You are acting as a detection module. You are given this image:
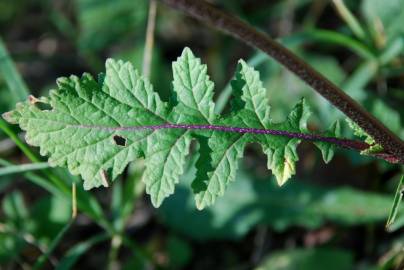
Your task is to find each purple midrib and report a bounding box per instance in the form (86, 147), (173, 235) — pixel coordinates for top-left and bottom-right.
(70, 123), (370, 150)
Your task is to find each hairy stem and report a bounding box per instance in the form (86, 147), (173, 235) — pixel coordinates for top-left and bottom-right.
(70, 123), (398, 163)
(156, 0), (404, 163)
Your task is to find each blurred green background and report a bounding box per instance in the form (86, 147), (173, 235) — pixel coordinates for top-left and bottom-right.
(0, 0), (403, 269)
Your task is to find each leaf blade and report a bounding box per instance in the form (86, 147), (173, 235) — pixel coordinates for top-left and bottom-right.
(172, 47), (215, 123)
(3, 48), (341, 208)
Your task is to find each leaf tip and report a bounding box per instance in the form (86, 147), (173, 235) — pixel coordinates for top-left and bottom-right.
(28, 95), (40, 104)
(2, 110), (19, 124)
(195, 201), (205, 211)
(237, 59), (248, 66)
(287, 98), (311, 131)
(152, 200), (162, 208)
(2, 111), (11, 121)
(56, 76), (70, 87)
(276, 174), (290, 187)
(181, 46), (193, 56)
(275, 158), (295, 186)
(105, 58), (116, 69)
(150, 193), (164, 208)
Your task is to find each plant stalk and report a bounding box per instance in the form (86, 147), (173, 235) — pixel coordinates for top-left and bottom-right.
(68, 122), (399, 163)
(143, 0), (157, 77)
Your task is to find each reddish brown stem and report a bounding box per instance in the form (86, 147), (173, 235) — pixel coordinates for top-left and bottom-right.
(70, 123), (399, 163)
(157, 0), (404, 163)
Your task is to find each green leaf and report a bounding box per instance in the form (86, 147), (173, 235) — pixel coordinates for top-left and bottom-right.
(346, 118), (372, 143)
(143, 130), (192, 206)
(233, 61), (309, 187)
(346, 118), (383, 155)
(172, 48), (215, 123)
(3, 48), (339, 209)
(386, 175), (404, 230)
(314, 120), (341, 163)
(260, 99), (310, 186)
(104, 59), (191, 207)
(193, 127), (247, 209)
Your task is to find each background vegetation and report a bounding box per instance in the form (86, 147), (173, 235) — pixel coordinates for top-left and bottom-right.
(0, 0), (403, 269)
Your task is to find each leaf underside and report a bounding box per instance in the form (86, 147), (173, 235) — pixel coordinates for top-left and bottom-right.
(3, 48), (338, 209)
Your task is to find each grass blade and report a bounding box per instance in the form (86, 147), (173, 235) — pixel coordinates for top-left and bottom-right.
(0, 118), (39, 162)
(332, 0), (366, 41)
(386, 175), (404, 231)
(0, 158), (63, 196)
(0, 162), (50, 176)
(301, 29), (374, 60)
(0, 36), (29, 102)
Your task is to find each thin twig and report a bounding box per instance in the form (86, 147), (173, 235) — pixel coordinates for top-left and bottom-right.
(143, 0), (157, 77)
(72, 183), (77, 218)
(157, 0), (404, 163)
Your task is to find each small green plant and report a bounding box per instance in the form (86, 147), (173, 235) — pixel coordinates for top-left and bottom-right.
(0, 0), (403, 269)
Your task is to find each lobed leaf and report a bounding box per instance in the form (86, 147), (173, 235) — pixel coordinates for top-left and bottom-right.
(3, 48), (340, 209)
